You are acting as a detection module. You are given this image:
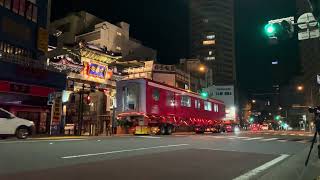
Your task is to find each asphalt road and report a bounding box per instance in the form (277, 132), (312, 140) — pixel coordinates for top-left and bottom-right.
(0, 132), (318, 180)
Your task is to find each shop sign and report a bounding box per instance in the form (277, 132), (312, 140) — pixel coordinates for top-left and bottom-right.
(153, 64), (175, 72)
(87, 62), (107, 79)
(50, 94), (62, 135)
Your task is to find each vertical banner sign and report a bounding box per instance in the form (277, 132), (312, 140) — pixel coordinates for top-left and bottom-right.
(37, 27), (48, 53)
(50, 93), (62, 135)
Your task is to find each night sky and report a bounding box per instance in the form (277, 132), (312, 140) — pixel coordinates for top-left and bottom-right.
(51, 0), (299, 91)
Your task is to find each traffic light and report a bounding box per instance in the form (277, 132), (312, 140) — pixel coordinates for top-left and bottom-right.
(264, 23), (277, 37)
(264, 20), (294, 40)
(200, 91), (208, 98)
(249, 117), (254, 123)
(275, 115), (281, 121)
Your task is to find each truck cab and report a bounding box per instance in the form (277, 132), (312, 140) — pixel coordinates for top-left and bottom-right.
(0, 108), (34, 139)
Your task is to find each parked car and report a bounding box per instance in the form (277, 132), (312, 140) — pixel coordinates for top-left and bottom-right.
(0, 108), (34, 139)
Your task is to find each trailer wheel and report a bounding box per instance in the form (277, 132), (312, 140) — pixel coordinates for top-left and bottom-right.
(166, 126), (173, 135)
(160, 126), (166, 135)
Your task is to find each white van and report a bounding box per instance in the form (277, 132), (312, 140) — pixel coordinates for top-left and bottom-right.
(0, 108), (34, 139)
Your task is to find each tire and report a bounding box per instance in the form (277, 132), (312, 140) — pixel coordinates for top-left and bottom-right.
(160, 126), (166, 135)
(166, 126), (173, 135)
(16, 127), (29, 139)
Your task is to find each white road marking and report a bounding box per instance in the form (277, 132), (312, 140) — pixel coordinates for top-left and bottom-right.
(261, 138), (279, 142)
(233, 154), (290, 180)
(236, 137), (251, 139)
(198, 148), (236, 152)
(137, 136), (161, 139)
(0, 139), (85, 144)
(228, 138), (236, 140)
(278, 139), (288, 142)
(243, 137), (263, 141)
(61, 144), (190, 159)
(299, 134), (304, 136)
(290, 134), (296, 136)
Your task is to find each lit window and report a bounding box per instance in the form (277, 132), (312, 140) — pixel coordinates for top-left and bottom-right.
(116, 46), (121, 50)
(206, 35), (215, 39)
(209, 51), (213, 55)
(204, 101), (212, 111)
(195, 99), (201, 109)
(203, 40), (215, 45)
(117, 32), (122, 36)
(205, 57), (215, 61)
(214, 104), (219, 112)
(181, 95), (191, 107)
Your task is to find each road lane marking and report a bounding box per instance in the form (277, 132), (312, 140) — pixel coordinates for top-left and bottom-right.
(228, 137), (236, 140)
(0, 139), (85, 144)
(261, 138), (279, 142)
(236, 137), (250, 139)
(278, 139), (288, 142)
(233, 154), (290, 180)
(243, 137), (263, 141)
(137, 136), (161, 139)
(61, 144), (190, 159)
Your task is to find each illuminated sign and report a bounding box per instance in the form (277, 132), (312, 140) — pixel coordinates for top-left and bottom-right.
(203, 40), (215, 45)
(87, 63), (107, 79)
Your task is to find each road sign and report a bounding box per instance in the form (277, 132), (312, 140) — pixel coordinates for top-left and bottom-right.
(297, 13), (319, 40)
(298, 29), (320, 40)
(297, 13), (318, 29)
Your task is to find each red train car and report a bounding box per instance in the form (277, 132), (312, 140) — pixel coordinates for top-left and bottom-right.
(116, 78), (225, 135)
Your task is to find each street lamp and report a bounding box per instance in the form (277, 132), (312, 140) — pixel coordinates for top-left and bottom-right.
(252, 99), (256, 103)
(297, 85), (304, 91)
(199, 65), (206, 72)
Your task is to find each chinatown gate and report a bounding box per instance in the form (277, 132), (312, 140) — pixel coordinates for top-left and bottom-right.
(49, 43), (121, 135)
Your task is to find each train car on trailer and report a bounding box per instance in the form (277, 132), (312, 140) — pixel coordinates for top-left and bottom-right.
(116, 78), (225, 135)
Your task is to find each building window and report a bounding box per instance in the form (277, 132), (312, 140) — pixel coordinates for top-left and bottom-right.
(203, 40), (215, 45)
(4, 0), (11, 9)
(204, 101), (212, 111)
(205, 57), (215, 61)
(116, 46), (121, 51)
(181, 95), (191, 107)
(152, 88), (160, 101)
(214, 104), (219, 112)
(117, 32), (122, 36)
(207, 35), (215, 39)
(195, 99), (201, 109)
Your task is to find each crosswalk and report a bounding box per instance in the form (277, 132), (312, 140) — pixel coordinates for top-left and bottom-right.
(187, 135), (312, 144)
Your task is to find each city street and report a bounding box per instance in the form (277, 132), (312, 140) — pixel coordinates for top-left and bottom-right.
(0, 132), (319, 180)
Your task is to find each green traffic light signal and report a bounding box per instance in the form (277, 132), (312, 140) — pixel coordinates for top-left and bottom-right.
(249, 117), (254, 123)
(275, 115), (281, 121)
(264, 23), (276, 36)
(200, 91), (208, 98)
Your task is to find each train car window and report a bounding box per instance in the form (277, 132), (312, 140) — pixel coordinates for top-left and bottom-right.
(152, 88), (160, 101)
(181, 95), (191, 107)
(195, 99), (201, 109)
(214, 104), (219, 112)
(204, 101), (212, 111)
(166, 91), (175, 106)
